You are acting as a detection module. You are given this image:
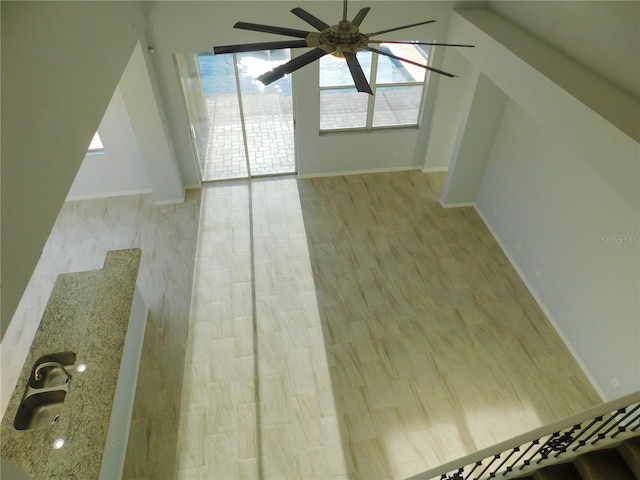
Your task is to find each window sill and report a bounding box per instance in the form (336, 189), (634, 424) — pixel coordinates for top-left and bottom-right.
(86, 149), (106, 156)
(319, 124), (420, 135)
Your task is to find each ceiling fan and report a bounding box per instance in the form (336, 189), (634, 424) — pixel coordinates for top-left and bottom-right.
(212, 0), (474, 95)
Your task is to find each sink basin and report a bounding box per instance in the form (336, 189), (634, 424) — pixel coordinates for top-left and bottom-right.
(29, 352), (76, 389)
(12, 351), (76, 430)
(13, 390), (67, 430)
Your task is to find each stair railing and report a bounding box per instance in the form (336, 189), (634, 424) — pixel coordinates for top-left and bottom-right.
(407, 391), (640, 480)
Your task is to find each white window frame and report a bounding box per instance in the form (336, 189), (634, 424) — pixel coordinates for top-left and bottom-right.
(319, 43), (433, 133)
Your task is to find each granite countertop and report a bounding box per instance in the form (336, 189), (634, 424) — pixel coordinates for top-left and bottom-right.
(1, 249), (142, 479)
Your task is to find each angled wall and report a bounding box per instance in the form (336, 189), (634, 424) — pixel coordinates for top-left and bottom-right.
(118, 42), (185, 205)
(1, 1), (145, 337)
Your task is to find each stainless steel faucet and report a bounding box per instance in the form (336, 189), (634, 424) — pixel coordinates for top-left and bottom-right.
(34, 362), (72, 382)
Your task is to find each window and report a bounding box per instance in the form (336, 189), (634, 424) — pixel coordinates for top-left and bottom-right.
(87, 132), (104, 154)
(320, 43), (431, 131)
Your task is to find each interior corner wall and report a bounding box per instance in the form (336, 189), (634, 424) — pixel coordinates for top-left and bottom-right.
(422, 49), (475, 170)
(1, 1), (144, 338)
(476, 99), (640, 400)
(440, 9), (640, 399)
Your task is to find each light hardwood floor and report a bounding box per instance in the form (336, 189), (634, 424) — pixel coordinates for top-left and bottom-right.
(176, 171), (601, 480)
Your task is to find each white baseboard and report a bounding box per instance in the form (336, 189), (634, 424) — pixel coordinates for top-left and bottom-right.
(297, 165), (421, 179)
(473, 204), (608, 402)
(439, 199), (474, 208)
(66, 188), (153, 202)
(154, 195), (185, 206)
(421, 166), (449, 173)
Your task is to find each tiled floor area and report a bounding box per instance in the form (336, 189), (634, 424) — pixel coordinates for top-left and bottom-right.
(176, 171), (601, 479)
(1, 171), (602, 480)
(0, 192), (201, 479)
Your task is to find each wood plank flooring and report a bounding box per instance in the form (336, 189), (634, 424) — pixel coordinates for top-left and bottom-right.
(176, 171), (601, 480)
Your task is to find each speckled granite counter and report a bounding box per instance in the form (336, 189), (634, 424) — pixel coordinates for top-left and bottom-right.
(1, 249), (142, 479)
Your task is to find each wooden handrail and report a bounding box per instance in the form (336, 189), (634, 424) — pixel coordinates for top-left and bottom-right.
(407, 391), (640, 480)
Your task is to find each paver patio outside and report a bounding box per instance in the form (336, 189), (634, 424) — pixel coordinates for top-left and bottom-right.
(203, 91), (295, 180)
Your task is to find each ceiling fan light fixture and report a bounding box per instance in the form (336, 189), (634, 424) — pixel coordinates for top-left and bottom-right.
(212, 0), (474, 94)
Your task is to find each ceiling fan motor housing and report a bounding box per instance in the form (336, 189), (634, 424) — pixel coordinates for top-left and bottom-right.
(314, 21), (368, 55)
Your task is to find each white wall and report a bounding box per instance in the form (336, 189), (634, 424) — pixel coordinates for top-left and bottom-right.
(437, 8), (640, 399)
(1, 1), (145, 336)
(67, 86), (151, 201)
(476, 99), (639, 399)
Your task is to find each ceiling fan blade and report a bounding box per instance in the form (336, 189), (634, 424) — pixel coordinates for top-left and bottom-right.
(234, 21), (311, 39)
(369, 40), (474, 48)
(291, 7), (330, 31)
(257, 48), (329, 85)
(214, 40), (310, 55)
(367, 46), (457, 78)
(343, 51), (373, 95)
(366, 20), (436, 38)
(351, 7), (371, 27)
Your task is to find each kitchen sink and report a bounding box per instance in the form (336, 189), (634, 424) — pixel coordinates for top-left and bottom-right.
(13, 390), (67, 430)
(13, 351), (76, 430)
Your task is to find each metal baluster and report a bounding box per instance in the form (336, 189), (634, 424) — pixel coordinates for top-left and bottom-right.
(570, 416), (608, 451)
(554, 422), (592, 457)
(442, 469), (464, 480)
(596, 404), (640, 442)
(575, 411), (620, 449)
(611, 404), (640, 438)
(515, 440), (540, 471)
(474, 454), (500, 479)
(536, 430), (576, 463)
(463, 461), (482, 479)
(492, 447), (519, 476)
(532, 433), (561, 464)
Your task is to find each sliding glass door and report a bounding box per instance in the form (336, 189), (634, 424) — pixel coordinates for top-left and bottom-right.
(177, 50), (296, 181)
